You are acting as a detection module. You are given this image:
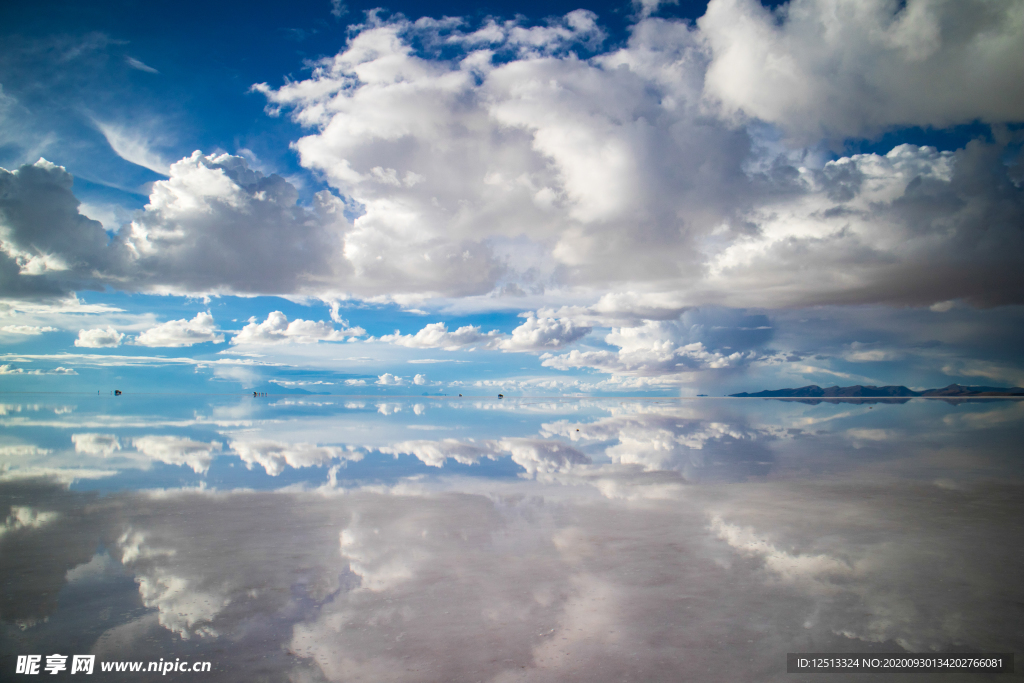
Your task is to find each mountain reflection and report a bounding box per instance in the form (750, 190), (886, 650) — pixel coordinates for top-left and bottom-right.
(1, 396), (1022, 681)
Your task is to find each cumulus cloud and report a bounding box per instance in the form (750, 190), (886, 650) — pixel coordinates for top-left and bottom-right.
(135, 311), (224, 347)
(378, 322), (500, 350)
(115, 152), (353, 295)
(378, 316), (590, 356)
(701, 141), (1024, 308)
(538, 292), (692, 326)
(541, 308), (772, 379)
(0, 7), (1021, 395)
(0, 159), (113, 298)
(0, 154), (352, 299)
(74, 326), (123, 348)
(700, 0), (1024, 141)
(252, 10), (1024, 312)
(252, 13), (723, 300)
(2, 7), (1021, 316)
(413, 373), (427, 385)
(232, 310), (364, 345)
(374, 373), (403, 386)
(498, 315), (591, 352)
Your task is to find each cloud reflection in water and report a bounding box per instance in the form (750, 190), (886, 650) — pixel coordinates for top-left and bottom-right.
(1, 396), (1022, 681)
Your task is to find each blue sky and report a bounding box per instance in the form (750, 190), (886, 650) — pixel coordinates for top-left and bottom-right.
(0, 0), (1022, 396)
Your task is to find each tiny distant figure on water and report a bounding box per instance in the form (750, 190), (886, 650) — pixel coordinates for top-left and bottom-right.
(114, 390), (121, 396)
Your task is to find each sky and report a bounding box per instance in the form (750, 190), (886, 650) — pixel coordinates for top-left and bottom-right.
(0, 0), (1022, 396)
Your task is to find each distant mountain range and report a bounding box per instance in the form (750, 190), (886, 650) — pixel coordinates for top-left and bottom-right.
(730, 384), (1024, 398)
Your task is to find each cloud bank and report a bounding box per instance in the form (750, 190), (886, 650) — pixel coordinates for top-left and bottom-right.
(0, 1), (1019, 312)
(1, 0), (1022, 389)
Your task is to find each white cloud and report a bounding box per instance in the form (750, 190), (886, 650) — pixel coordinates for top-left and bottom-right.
(843, 342), (901, 363)
(699, 142), (1024, 308)
(114, 152), (353, 296)
(125, 56), (159, 74)
(378, 322), (500, 350)
(542, 317), (759, 380)
(252, 13), (716, 300)
(232, 311), (363, 345)
(0, 363), (76, 375)
(0, 444), (52, 457)
(413, 373), (427, 385)
(250, 11), (1024, 313)
(269, 379), (335, 387)
(1, 352), (281, 369)
(0, 160), (112, 298)
(72, 433), (121, 456)
(941, 359), (1024, 386)
(0, 325), (58, 335)
(700, 0), (1024, 141)
(498, 315), (591, 352)
(538, 292), (692, 326)
(74, 326), (124, 348)
(93, 120), (170, 175)
(633, 0), (677, 19)
(135, 311), (224, 347)
(0, 5), (1020, 325)
(375, 373), (403, 386)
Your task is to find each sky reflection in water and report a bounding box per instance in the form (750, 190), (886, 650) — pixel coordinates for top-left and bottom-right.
(2, 395), (1023, 681)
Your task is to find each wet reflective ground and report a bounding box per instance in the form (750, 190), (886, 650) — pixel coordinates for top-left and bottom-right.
(2, 395), (1023, 681)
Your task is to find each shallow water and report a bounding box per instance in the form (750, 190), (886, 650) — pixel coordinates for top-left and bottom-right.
(2, 395), (1022, 681)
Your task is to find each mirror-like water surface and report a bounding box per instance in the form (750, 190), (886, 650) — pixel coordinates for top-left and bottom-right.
(2, 395), (1022, 681)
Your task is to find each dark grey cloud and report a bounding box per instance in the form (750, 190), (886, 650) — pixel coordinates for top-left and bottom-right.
(0, 160), (114, 297)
